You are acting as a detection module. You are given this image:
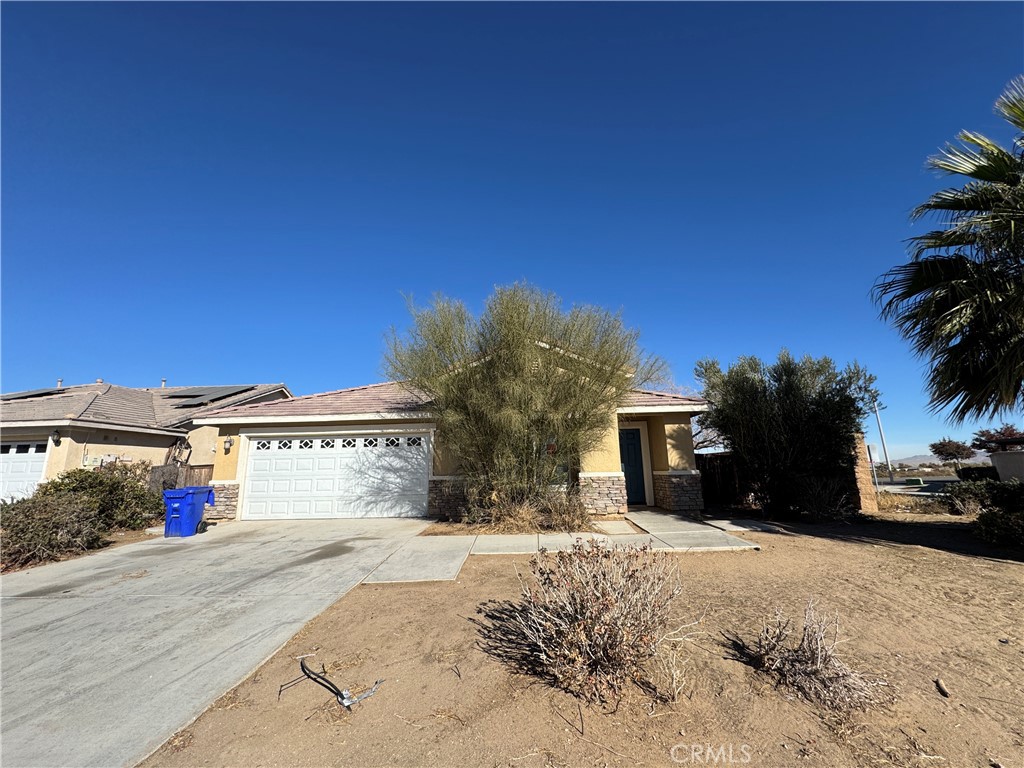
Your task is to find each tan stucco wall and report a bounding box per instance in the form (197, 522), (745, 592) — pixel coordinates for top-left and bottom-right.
(44, 428), (177, 478)
(580, 410), (623, 473)
(644, 414), (695, 472)
(211, 426), (242, 482)
(186, 425), (220, 465)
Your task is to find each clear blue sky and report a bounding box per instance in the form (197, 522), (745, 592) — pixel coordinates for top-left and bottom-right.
(2, 2), (1022, 458)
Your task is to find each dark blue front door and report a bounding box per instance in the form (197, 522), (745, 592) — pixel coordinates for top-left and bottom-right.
(619, 428), (646, 505)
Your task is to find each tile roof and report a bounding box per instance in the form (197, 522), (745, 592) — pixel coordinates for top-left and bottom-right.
(199, 382), (705, 421)
(144, 384), (289, 427)
(200, 382), (430, 420)
(620, 389), (707, 409)
(1, 383), (289, 431)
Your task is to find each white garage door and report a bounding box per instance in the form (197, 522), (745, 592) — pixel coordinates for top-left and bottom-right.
(1, 441), (50, 500)
(242, 433), (431, 519)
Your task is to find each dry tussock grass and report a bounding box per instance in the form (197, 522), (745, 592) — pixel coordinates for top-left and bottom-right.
(875, 492), (947, 515)
(724, 601), (890, 712)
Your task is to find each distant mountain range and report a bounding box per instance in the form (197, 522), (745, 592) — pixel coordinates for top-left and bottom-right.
(890, 454), (991, 467)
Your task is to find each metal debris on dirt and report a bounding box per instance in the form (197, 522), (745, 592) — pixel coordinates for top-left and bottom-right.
(298, 658), (385, 710)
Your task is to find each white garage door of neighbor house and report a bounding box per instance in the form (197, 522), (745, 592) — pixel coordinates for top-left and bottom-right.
(242, 433), (431, 519)
(1, 441), (49, 500)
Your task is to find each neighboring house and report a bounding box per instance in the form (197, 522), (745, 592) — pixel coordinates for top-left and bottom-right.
(0, 381), (291, 499)
(194, 382), (708, 521)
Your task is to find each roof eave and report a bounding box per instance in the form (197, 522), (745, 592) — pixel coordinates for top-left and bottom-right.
(617, 404), (709, 414)
(193, 411), (435, 426)
(1, 418), (186, 437)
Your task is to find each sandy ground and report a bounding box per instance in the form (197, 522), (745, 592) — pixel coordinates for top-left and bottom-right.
(142, 512), (1023, 768)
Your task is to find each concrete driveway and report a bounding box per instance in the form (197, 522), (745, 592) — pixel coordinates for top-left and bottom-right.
(0, 518), (427, 768)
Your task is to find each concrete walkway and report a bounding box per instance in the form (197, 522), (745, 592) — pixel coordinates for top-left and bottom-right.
(371, 513), (759, 573)
(0, 519), (427, 768)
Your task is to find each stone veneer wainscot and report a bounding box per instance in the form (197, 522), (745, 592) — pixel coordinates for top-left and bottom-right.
(207, 482), (239, 520)
(579, 473), (627, 516)
(652, 472), (704, 517)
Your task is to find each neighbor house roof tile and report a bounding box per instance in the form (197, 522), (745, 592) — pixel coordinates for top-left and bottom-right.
(1, 382), (290, 432)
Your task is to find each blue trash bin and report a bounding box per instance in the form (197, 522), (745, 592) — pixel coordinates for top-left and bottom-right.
(163, 486), (215, 538)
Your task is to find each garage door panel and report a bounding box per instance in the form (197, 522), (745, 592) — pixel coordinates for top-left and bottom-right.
(1, 442), (49, 500)
(242, 433), (430, 520)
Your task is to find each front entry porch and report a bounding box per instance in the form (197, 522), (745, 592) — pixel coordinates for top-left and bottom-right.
(578, 405), (707, 517)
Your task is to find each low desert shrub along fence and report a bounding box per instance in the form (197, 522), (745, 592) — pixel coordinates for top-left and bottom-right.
(0, 462), (164, 571)
(724, 601), (889, 712)
(938, 479), (1024, 547)
(475, 540), (687, 703)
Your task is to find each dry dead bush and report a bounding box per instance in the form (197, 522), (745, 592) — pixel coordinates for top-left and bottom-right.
(464, 487), (591, 533)
(541, 488), (591, 532)
(483, 497), (544, 533)
(876, 492), (948, 515)
(724, 601), (887, 711)
(475, 540), (682, 702)
(645, 616), (705, 704)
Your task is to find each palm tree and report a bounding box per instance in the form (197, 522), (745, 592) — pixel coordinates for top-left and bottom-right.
(875, 76), (1024, 423)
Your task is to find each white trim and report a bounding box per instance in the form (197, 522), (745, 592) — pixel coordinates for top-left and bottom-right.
(209, 479), (240, 486)
(579, 471), (625, 478)
(238, 424), (436, 437)
(619, 421), (655, 506)
(616, 404), (708, 414)
(652, 469), (701, 476)
(193, 411), (434, 426)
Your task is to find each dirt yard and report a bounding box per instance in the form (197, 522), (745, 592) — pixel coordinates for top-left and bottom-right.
(142, 513), (1023, 768)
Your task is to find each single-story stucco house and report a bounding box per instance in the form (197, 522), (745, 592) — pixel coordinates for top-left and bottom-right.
(0, 381), (291, 499)
(194, 382), (709, 520)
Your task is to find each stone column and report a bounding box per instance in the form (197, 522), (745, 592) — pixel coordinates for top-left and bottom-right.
(428, 477), (468, 521)
(207, 482), (239, 520)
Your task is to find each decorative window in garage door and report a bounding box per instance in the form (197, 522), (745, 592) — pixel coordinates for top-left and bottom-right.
(278, 440), (292, 450)
(363, 437), (379, 448)
(321, 439), (335, 449)
(340, 438), (357, 448)
(384, 436), (400, 447)
(407, 436), (423, 447)
(255, 440), (271, 451)
(299, 439), (314, 450)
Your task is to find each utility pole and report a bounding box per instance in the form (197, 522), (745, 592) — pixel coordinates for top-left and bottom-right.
(867, 443), (880, 493)
(873, 399), (895, 483)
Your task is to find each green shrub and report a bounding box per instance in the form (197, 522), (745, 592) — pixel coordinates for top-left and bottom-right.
(943, 480), (994, 516)
(36, 462), (163, 530)
(1, 492), (105, 571)
(974, 481), (1024, 548)
(796, 476), (854, 522)
(955, 465), (999, 481)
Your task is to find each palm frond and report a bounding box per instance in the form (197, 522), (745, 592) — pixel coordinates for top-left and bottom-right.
(995, 75), (1024, 133)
